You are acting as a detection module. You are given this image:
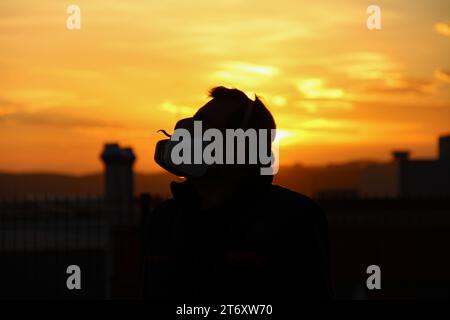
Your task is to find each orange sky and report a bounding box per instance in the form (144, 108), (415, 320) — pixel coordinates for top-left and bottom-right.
(0, 0), (449, 174)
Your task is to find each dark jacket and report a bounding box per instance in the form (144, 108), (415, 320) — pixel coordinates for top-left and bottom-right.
(144, 179), (332, 299)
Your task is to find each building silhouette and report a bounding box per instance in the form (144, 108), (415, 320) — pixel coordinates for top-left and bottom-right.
(101, 143), (136, 204)
(0, 143), (143, 299)
(361, 134), (450, 197)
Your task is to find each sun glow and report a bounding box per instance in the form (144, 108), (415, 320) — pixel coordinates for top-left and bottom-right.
(0, 0), (448, 173)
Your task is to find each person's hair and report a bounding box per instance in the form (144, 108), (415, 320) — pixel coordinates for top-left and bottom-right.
(208, 86), (276, 131)
(206, 86), (276, 178)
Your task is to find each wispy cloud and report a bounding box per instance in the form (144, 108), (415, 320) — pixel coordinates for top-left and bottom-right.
(313, 52), (398, 80)
(211, 61), (280, 88)
(0, 98), (25, 116)
(0, 94), (119, 128)
(31, 67), (102, 80)
(296, 78), (344, 100)
(365, 76), (435, 95)
(159, 101), (197, 117)
(2, 89), (78, 111)
(0, 108), (123, 128)
(434, 69), (450, 83)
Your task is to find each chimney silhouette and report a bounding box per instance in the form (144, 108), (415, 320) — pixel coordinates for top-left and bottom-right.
(100, 143), (136, 203)
(392, 150), (410, 162)
(439, 135), (450, 161)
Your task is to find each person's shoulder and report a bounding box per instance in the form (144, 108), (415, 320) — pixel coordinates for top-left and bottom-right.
(153, 197), (177, 211)
(152, 198), (178, 218)
(145, 198), (180, 229)
(268, 184), (325, 223)
(270, 184), (321, 209)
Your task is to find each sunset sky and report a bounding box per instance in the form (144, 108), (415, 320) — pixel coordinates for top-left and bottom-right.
(0, 0), (449, 174)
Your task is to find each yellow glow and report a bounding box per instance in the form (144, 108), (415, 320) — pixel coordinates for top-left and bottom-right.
(160, 101), (197, 117)
(0, 0), (448, 173)
(275, 129), (298, 146)
(297, 79), (344, 99)
(434, 22), (450, 37)
(222, 62), (279, 76)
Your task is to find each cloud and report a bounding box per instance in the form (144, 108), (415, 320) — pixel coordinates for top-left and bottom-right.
(0, 110), (123, 128)
(314, 52), (398, 80)
(294, 100), (353, 113)
(159, 101), (196, 117)
(434, 69), (450, 83)
(2, 89), (79, 111)
(300, 118), (358, 134)
(211, 61), (279, 87)
(364, 76), (435, 95)
(0, 98), (25, 116)
(31, 67), (102, 80)
(0, 97), (122, 129)
(220, 62), (279, 76)
(434, 22), (450, 37)
(297, 78), (344, 100)
(262, 94), (287, 108)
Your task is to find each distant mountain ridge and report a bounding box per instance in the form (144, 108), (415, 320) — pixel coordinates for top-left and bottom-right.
(0, 171), (174, 200)
(0, 161), (382, 199)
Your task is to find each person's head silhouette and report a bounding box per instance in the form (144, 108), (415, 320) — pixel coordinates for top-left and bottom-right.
(155, 86), (276, 184)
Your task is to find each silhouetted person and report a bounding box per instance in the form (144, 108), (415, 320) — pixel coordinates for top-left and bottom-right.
(145, 87), (332, 299)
